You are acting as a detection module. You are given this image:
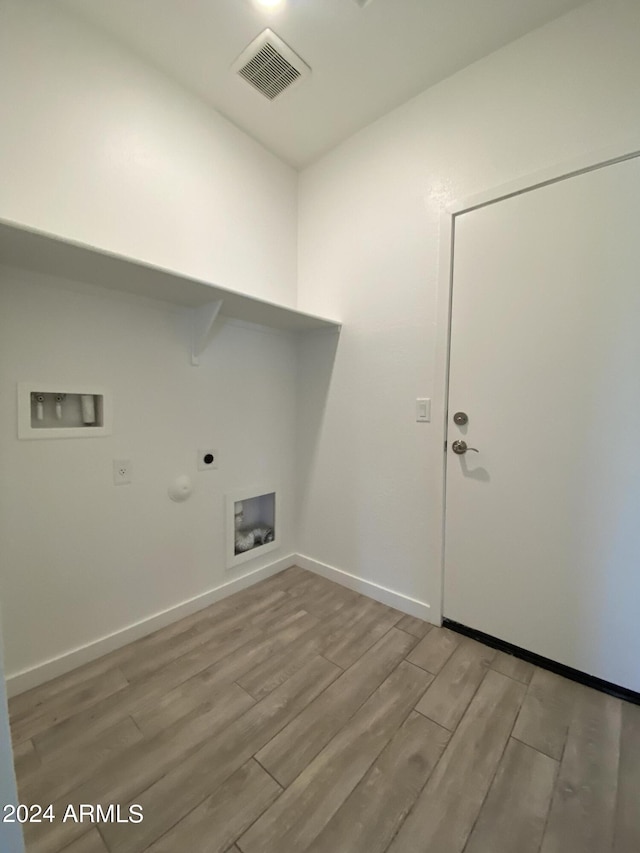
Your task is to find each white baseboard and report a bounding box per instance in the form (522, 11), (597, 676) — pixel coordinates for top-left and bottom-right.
(7, 554), (296, 697)
(295, 554), (432, 622)
(7, 552), (431, 697)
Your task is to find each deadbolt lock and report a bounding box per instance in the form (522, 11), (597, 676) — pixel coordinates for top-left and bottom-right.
(453, 411), (468, 426)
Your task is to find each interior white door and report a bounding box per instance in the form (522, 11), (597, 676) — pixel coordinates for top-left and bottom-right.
(444, 154), (640, 693)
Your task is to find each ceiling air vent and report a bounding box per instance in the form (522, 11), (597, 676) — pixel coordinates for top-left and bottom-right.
(232, 29), (310, 101)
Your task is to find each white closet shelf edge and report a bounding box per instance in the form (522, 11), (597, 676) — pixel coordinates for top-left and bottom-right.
(0, 218), (342, 335)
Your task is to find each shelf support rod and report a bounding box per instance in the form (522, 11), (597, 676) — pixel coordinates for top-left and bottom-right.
(191, 299), (223, 366)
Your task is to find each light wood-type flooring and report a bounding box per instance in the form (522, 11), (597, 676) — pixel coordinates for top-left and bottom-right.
(9, 566), (640, 853)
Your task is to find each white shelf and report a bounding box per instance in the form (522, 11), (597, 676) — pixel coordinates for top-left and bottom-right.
(0, 219), (342, 341)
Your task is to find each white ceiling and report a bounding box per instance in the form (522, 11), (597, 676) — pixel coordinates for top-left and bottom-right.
(58, 0), (589, 168)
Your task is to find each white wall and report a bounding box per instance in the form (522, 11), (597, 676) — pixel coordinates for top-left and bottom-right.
(0, 0), (301, 690)
(0, 268), (298, 687)
(0, 0), (298, 306)
(296, 0), (640, 620)
(4, 0), (640, 694)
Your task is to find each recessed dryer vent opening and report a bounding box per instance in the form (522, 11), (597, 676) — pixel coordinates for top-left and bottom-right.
(227, 487), (278, 569)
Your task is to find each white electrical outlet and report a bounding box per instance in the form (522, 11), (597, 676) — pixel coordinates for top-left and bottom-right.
(113, 459), (132, 485)
(197, 448), (218, 471)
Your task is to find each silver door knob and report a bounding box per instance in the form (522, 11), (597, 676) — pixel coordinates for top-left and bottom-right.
(452, 440), (479, 455)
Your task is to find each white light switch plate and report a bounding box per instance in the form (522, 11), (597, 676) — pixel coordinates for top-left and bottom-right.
(416, 398), (431, 422)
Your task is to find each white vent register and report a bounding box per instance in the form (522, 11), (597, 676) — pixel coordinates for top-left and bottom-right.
(232, 29), (310, 100)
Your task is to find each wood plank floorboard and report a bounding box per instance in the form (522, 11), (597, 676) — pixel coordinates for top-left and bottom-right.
(305, 710), (449, 853)
(236, 604), (361, 701)
(386, 669), (526, 853)
(255, 627), (420, 787)
(8, 567), (638, 853)
(24, 684), (257, 850)
(512, 666), (578, 760)
(464, 738), (558, 853)
(613, 701), (640, 853)
(491, 650), (536, 684)
(101, 657), (340, 853)
(33, 607), (314, 761)
(22, 716), (144, 802)
(396, 614), (432, 639)
(9, 653), (131, 726)
(130, 673), (228, 738)
(321, 600), (403, 669)
(539, 685), (621, 853)
(31, 621), (262, 761)
(414, 637), (495, 731)
(288, 585), (359, 622)
(11, 667), (130, 744)
(405, 624), (461, 674)
(12, 738), (40, 778)
(9, 575), (279, 724)
(145, 759), (281, 853)
(60, 831), (110, 853)
(119, 590), (290, 682)
(238, 661), (431, 853)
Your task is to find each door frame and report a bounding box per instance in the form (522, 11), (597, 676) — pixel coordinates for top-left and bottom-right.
(431, 137), (640, 626)
(0, 614), (25, 852)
